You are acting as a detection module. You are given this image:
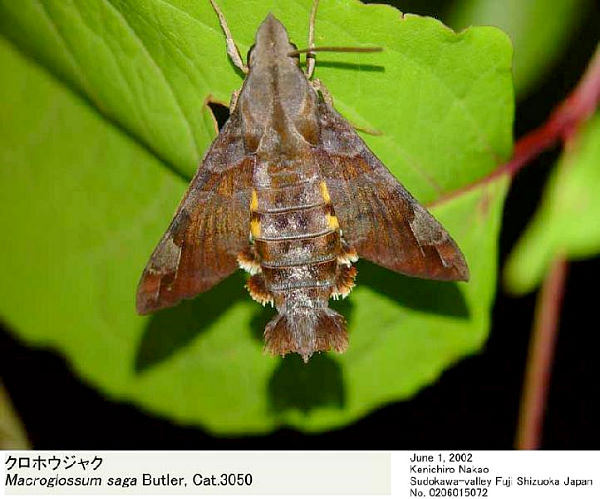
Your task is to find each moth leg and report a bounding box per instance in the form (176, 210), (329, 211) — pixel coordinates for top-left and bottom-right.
(246, 274), (274, 307)
(209, 0), (248, 74)
(229, 89), (240, 113)
(311, 78), (334, 106)
(351, 125), (383, 136)
(305, 0), (320, 79)
(313, 80), (382, 136)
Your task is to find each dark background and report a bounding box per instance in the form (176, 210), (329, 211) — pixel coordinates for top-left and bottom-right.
(2, 0), (600, 449)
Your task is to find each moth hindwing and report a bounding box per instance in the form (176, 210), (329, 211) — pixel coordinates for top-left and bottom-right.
(136, 7), (468, 362)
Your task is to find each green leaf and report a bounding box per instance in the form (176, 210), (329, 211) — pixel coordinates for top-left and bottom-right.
(0, 0), (513, 433)
(448, 0), (591, 97)
(505, 113), (600, 294)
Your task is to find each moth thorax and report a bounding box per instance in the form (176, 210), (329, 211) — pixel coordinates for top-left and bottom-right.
(289, 91), (320, 145)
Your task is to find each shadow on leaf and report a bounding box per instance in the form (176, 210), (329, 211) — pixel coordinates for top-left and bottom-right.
(357, 260), (470, 318)
(134, 274), (246, 373)
(249, 304), (274, 343)
(309, 61), (385, 72)
(135, 258), (466, 375)
(268, 354), (345, 414)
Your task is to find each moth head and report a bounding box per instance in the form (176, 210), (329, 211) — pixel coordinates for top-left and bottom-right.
(247, 42), (299, 68)
(251, 13), (298, 67)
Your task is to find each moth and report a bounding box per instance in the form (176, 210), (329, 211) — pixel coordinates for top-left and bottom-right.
(137, 0), (469, 362)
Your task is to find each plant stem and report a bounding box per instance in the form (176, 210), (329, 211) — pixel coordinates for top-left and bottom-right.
(430, 46), (600, 449)
(515, 257), (568, 449)
(509, 44), (600, 172)
(512, 46), (600, 450)
(0, 381), (30, 449)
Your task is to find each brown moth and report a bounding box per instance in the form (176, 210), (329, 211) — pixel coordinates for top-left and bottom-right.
(136, 1), (469, 362)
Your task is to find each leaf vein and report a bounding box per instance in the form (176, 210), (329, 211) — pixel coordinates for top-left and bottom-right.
(102, 0), (199, 158)
(316, 10), (505, 170)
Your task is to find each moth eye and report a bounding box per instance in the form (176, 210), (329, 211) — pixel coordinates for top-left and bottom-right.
(246, 44), (256, 64)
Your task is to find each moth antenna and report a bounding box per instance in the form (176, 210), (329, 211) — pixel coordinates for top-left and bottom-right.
(208, 0), (248, 74)
(306, 0), (320, 79)
(290, 46), (383, 56)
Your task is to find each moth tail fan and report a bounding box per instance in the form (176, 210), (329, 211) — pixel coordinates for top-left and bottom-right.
(264, 308), (348, 363)
(314, 309), (349, 356)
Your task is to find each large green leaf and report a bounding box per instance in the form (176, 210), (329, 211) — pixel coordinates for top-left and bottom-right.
(505, 113), (600, 294)
(448, 0), (591, 97)
(0, 0), (513, 433)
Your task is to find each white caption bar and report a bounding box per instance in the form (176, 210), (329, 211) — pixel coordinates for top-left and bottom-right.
(2, 451), (389, 495)
(2, 450), (599, 497)
(392, 451), (599, 498)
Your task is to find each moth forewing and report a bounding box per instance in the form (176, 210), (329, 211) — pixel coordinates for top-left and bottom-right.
(316, 102), (469, 282)
(136, 114), (254, 315)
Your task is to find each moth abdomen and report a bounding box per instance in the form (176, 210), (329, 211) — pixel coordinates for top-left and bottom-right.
(242, 179), (357, 360)
(251, 182), (343, 277)
(262, 259), (338, 292)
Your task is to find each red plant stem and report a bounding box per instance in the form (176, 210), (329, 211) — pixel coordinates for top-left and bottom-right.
(431, 45), (600, 208)
(510, 45), (600, 170)
(431, 48), (600, 448)
(512, 47), (600, 450)
(515, 257), (569, 449)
